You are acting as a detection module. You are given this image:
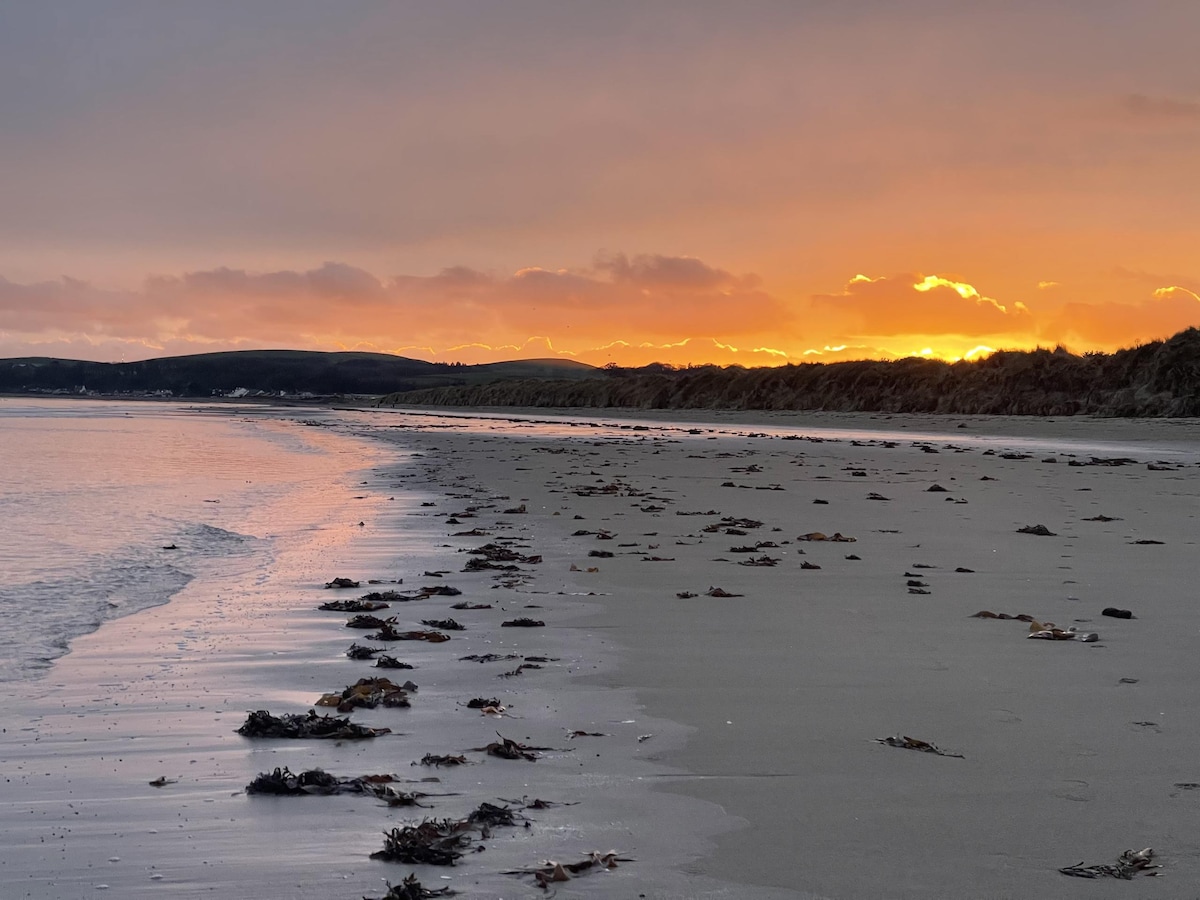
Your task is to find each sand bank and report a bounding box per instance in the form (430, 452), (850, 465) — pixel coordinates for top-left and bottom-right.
(3, 408), (1199, 898)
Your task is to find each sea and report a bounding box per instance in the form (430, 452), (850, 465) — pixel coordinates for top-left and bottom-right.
(0, 397), (396, 682)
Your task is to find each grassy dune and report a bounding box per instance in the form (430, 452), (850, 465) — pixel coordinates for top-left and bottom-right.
(381, 327), (1200, 417)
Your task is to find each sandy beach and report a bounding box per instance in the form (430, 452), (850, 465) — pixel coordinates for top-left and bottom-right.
(3, 406), (1200, 899)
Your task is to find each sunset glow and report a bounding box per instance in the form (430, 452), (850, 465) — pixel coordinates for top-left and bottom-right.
(0, 3), (1197, 367)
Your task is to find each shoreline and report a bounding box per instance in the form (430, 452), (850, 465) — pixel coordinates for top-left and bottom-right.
(0, 404), (793, 900)
(4, 404), (1200, 898)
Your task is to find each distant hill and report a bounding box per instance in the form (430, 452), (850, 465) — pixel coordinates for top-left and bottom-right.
(0, 350), (597, 398)
(380, 328), (1200, 418)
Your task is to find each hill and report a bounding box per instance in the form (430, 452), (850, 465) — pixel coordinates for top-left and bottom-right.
(379, 328), (1200, 418)
(0, 350), (597, 398)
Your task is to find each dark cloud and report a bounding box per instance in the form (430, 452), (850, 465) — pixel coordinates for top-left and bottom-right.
(595, 252), (750, 290)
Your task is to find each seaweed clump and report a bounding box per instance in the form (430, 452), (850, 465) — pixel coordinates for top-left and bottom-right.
(236, 709), (390, 740)
(371, 819), (475, 866)
(364, 874), (456, 899)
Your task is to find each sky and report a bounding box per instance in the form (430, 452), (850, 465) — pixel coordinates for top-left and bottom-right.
(1, 0), (1199, 367)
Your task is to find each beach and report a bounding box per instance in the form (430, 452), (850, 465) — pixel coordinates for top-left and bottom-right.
(3, 404), (1199, 899)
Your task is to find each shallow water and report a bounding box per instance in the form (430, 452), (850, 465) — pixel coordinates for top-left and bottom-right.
(0, 398), (389, 680)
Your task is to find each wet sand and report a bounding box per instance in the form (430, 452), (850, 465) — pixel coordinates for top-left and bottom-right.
(3, 408), (1199, 898)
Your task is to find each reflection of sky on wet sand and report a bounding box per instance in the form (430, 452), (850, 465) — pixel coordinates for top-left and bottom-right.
(310, 406), (1200, 465)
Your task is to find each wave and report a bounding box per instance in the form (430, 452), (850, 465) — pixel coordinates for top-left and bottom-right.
(0, 519), (270, 681)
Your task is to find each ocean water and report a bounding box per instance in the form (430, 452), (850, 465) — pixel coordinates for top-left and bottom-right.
(0, 398), (388, 681)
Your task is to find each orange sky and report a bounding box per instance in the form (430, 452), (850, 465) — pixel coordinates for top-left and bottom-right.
(1, 3), (1198, 367)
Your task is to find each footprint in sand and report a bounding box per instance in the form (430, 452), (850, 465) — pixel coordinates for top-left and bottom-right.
(990, 708), (1022, 725)
(1054, 779), (1093, 802)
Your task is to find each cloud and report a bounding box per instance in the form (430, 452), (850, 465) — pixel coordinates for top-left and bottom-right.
(1043, 285), (1200, 346)
(0, 253), (792, 360)
(1122, 93), (1200, 121)
(810, 273), (1031, 337)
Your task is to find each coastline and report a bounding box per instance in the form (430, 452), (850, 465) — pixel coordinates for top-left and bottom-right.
(4, 403), (1200, 898)
(0, 404), (794, 900)
(364, 406), (1200, 897)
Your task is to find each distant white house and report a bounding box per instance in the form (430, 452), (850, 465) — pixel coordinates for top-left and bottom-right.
(228, 387), (250, 398)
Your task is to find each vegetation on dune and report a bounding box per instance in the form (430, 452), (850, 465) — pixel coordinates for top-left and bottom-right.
(379, 328), (1200, 418)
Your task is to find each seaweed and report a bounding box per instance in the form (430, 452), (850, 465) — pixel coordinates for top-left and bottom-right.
(505, 851), (633, 890)
(472, 732), (563, 761)
(874, 735), (963, 758)
(459, 653), (519, 663)
(245, 766), (424, 800)
(321, 598), (390, 612)
(705, 587), (744, 597)
(1059, 848), (1159, 879)
(466, 801), (519, 827)
(501, 618), (545, 628)
(376, 655), (415, 669)
(416, 754), (470, 767)
(316, 677), (411, 712)
(236, 709), (390, 740)
(372, 626), (451, 642)
(465, 697), (502, 709)
(421, 618), (464, 631)
(346, 643), (383, 659)
(371, 819), (474, 866)
(1017, 524), (1056, 536)
(364, 874), (457, 899)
